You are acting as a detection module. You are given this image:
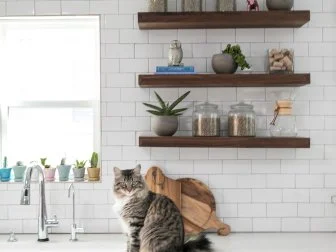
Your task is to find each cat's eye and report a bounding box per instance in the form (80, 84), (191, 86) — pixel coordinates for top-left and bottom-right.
(132, 181), (139, 186)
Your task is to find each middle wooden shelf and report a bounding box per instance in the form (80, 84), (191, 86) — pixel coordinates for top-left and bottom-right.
(138, 73), (310, 88)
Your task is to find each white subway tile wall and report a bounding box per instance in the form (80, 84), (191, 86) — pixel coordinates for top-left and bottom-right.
(0, 0), (335, 233)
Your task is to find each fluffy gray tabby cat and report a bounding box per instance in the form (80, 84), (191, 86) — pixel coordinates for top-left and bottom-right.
(113, 165), (213, 252)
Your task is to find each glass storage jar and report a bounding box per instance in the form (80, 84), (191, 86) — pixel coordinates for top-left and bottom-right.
(148, 0), (167, 12)
(228, 102), (256, 137)
(182, 0), (202, 12)
(193, 102), (220, 137)
(217, 0), (236, 11)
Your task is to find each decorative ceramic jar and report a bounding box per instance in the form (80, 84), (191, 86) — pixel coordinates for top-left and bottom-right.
(87, 167), (100, 181)
(57, 164), (71, 181)
(153, 116), (178, 136)
(193, 102), (220, 137)
(182, 0), (202, 12)
(266, 0), (293, 10)
(73, 167), (85, 182)
(168, 40), (183, 66)
(0, 168), (12, 182)
(228, 102), (256, 137)
(148, 0), (167, 12)
(44, 168), (56, 181)
(13, 162), (27, 182)
(212, 53), (238, 74)
(217, 0), (236, 11)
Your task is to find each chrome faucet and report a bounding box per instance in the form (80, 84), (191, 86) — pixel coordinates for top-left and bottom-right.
(68, 183), (84, 241)
(20, 164), (59, 242)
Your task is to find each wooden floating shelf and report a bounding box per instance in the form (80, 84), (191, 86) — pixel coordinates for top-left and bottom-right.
(139, 73), (310, 88)
(138, 11), (310, 30)
(139, 136), (310, 148)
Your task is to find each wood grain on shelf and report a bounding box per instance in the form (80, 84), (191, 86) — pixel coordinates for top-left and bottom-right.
(139, 136), (310, 148)
(138, 11), (310, 30)
(138, 73), (310, 88)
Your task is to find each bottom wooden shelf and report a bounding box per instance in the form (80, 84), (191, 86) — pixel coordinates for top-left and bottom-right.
(139, 136), (310, 148)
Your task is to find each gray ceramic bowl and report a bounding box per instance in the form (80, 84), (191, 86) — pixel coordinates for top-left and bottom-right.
(152, 116), (178, 136)
(212, 53), (238, 74)
(266, 0), (293, 10)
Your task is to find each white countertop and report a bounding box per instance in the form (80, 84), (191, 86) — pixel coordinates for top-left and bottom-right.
(1, 233), (336, 251)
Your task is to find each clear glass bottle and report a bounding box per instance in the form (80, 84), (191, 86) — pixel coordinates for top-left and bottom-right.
(148, 0), (167, 12)
(182, 0), (202, 12)
(269, 100), (297, 137)
(217, 0), (236, 11)
(193, 102), (220, 137)
(228, 102), (256, 137)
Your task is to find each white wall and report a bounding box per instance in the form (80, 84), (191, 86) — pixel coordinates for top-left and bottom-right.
(0, 0), (336, 233)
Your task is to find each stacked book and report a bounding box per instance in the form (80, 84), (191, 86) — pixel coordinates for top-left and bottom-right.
(155, 66), (195, 74)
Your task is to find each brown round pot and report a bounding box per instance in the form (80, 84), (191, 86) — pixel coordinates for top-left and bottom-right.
(87, 167), (100, 181)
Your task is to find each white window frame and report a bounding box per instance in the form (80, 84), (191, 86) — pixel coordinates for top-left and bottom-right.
(0, 16), (101, 164)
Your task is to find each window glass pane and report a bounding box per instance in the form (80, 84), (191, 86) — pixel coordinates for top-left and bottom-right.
(0, 16), (100, 102)
(7, 107), (94, 167)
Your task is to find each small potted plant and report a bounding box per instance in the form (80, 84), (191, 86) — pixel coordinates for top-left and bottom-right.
(57, 157), (72, 182)
(73, 160), (86, 182)
(12, 161), (27, 182)
(143, 91), (190, 136)
(87, 152), (100, 181)
(212, 44), (250, 74)
(41, 157), (56, 181)
(0, 156), (12, 182)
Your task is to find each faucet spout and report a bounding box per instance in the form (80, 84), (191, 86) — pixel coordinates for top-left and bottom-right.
(20, 164), (58, 242)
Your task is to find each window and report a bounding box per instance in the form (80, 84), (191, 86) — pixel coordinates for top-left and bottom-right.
(0, 16), (100, 170)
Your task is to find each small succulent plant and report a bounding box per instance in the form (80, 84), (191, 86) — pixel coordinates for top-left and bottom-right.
(3, 156), (7, 168)
(90, 152), (98, 168)
(40, 158), (51, 168)
(143, 91), (190, 116)
(60, 157), (66, 165)
(222, 44), (250, 70)
(75, 160), (86, 169)
(16, 161), (24, 166)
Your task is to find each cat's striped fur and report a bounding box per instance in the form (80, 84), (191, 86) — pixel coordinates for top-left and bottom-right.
(113, 165), (213, 252)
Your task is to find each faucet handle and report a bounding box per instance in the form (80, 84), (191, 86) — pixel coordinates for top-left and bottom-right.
(46, 215), (59, 226)
(76, 226), (84, 233)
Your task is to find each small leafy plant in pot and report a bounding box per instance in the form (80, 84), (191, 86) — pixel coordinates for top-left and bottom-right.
(13, 161), (27, 182)
(212, 44), (250, 74)
(41, 157), (56, 182)
(0, 156), (12, 182)
(87, 152), (100, 181)
(73, 160), (86, 182)
(143, 91), (190, 136)
(57, 158), (72, 182)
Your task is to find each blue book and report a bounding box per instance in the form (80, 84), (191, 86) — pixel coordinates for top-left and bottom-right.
(155, 72), (197, 75)
(156, 66), (195, 72)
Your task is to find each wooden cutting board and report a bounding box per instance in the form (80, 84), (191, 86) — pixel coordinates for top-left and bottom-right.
(145, 166), (230, 236)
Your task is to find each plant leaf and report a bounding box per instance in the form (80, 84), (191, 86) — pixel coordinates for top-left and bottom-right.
(154, 92), (166, 109)
(143, 102), (163, 112)
(170, 108), (188, 114)
(146, 110), (163, 116)
(168, 91), (190, 111)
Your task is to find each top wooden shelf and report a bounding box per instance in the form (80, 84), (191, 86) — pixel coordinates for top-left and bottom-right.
(138, 11), (310, 30)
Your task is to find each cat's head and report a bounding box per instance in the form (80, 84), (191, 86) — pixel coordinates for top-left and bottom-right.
(113, 164), (146, 197)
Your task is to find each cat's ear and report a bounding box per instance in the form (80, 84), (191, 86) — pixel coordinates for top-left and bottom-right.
(133, 164), (141, 175)
(113, 167), (122, 177)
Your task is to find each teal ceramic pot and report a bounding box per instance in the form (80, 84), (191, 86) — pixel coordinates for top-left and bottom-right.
(73, 168), (85, 182)
(57, 165), (71, 181)
(0, 168), (12, 182)
(13, 165), (27, 182)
